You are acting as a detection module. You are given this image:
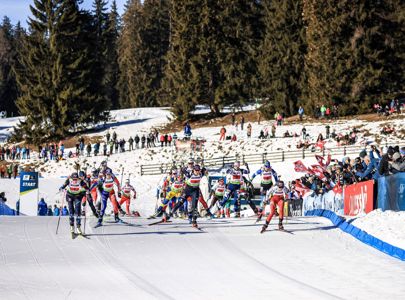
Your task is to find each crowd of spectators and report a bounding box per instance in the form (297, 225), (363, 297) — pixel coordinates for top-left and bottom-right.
(0, 145), (31, 160)
(37, 198), (68, 216)
(296, 145), (405, 196)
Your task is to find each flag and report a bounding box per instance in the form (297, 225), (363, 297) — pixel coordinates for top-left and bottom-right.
(294, 160), (308, 173)
(315, 155), (325, 167)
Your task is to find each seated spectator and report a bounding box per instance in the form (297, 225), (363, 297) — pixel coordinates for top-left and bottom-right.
(37, 198), (47, 216)
(47, 205), (53, 216)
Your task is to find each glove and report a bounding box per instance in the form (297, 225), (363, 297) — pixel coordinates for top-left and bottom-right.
(118, 192), (122, 197)
(82, 201), (86, 207)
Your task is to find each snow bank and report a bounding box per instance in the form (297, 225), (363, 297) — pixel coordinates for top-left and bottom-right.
(352, 209), (405, 250)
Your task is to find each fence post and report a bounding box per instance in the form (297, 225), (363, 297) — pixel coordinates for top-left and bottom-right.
(262, 153), (266, 163)
(222, 156), (225, 167)
(242, 154), (245, 164)
(302, 148), (305, 159)
(282, 150), (285, 162)
(344, 147), (346, 156)
(140, 165), (143, 176)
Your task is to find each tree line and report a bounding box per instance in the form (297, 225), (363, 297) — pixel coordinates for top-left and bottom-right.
(0, 0), (404, 144)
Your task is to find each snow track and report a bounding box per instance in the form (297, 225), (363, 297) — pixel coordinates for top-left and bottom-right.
(1, 216), (405, 300)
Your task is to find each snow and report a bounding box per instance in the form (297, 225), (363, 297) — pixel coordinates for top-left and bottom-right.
(0, 216), (405, 300)
(352, 209), (405, 250)
(1, 107), (405, 299)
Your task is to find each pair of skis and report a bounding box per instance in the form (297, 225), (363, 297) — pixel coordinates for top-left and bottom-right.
(148, 219), (203, 231)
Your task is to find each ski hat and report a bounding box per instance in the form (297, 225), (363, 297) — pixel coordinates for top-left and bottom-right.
(125, 178), (130, 184)
(277, 181), (284, 187)
(79, 171), (85, 178)
(264, 160), (271, 168)
(359, 150), (367, 159)
(193, 164), (201, 171)
(234, 161), (240, 169)
(71, 172), (78, 179)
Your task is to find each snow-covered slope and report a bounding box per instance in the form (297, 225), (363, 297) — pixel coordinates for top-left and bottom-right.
(0, 216), (404, 300)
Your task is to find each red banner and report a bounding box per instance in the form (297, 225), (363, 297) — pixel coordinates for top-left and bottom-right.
(344, 180), (374, 216)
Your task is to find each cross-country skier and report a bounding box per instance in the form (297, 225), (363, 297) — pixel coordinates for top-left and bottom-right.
(119, 178), (136, 216)
(91, 169), (122, 227)
(79, 170), (99, 218)
(206, 177), (226, 216)
(260, 181), (290, 233)
(219, 161), (250, 218)
(252, 161), (278, 222)
(168, 164), (204, 228)
(59, 172), (90, 237)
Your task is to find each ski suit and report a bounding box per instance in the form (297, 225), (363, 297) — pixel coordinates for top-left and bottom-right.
(171, 171), (202, 223)
(91, 175), (121, 223)
(60, 178), (89, 226)
(252, 167), (278, 211)
(81, 175), (98, 217)
(119, 184), (136, 215)
(220, 167), (249, 214)
(265, 185), (289, 223)
(208, 181), (226, 213)
(157, 179), (184, 215)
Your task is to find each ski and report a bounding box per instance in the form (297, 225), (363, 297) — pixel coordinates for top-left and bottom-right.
(71, 232), (78, 239)
(278, 229), (294, 235)
(192, 226), (203, 231)
(148, 220), (172, 226)
(77, 233), (91, 239)
(94, 223), (103, 229)
(147, 215), (156, 220)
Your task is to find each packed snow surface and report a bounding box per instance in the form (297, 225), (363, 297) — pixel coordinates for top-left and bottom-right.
(0, 216), (405, 300)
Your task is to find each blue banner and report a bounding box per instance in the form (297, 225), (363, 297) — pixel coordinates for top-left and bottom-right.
(19, 172), (39, 195)
(377, 173), (405, 211)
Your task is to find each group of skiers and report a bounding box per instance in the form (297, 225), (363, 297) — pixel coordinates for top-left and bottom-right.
(152, 159), (301, 233)
(59, 160), (136, 237)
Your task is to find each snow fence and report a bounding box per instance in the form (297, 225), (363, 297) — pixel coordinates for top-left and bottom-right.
(305, 209), (405, 261)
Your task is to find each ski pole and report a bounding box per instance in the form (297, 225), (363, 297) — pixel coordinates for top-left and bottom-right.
(83, 195), (87, 235)
(56, 190), (66, 235)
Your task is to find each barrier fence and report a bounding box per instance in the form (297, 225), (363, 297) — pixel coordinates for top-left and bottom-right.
(140, 143), (405, 175)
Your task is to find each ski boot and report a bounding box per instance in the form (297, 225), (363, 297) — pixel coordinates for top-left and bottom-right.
(94, 218), (103, 228)
(119, 208), (126, 217)
(76, 225), (83, 235)
(260, 222), (269, 234)
(162, 212), (170, 222)
(70, 226), (76, 238)
(114, 213), (123, 223)
(205, 209), (214, 219)
(278, 219), (284, 231)
(192, 220), (198, 228)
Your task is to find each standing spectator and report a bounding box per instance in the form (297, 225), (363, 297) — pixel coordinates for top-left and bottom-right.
(246, 123), (252, 138)
(109, 140), (114, 155)
(257, 111), (261, 125)
(135, 135), (140, 149)
(7, 164), (12, 178)
(326, 125), (330, 139)
(106, 131), (111, 143)
(271, 124), (276, 138)
(184, 122), (192, 139)
(114, 140), (119, 153)
(26, 147), (30, 159)
(314, 106), (320, 119)
(276, 113), (283, 126)
(231, 134), (237, 141)
(147, 135), (151, 148)
(164, 134), (168, 147)
(160, 134), (165, 147)
(301, 126), (307, 139)
(332, 105), (338, 119)
(86, 143), (91, 157)
(231, 113), (236, 125)
(167, 134), (172, 146)
(60, 144), (65, 157)
(141, 135), (146, 148)
(235, 120), (238, 131)
(128, 136), (134, 151)
(47, 205), (53, 216)
(219, 126), (226, 141)
(112, 131), (117, 143)
(172, 133), (178, 141)
(149, 133), (156, 147)
(325, 107), (331, 119)
(320, 105), (326, 118)
(75, 142), (80, 156)
(37, 198), (47, 216)
(298, 106), (304, 121)
(53, 204), (60, 216)
(13, 164), (18, 179)
(240, 116), (245, 130)
(62, 206), (69, 216)
(103, 143), (107, 156)
(80, 140), (84, 156)
(0, 164), (5, 178)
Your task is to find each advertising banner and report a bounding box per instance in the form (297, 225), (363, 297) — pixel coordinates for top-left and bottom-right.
(19, 172), (39, 216)
(303, 188), (344, 215)
(377, 173), (405, 211)
(344, 180), (374, 216)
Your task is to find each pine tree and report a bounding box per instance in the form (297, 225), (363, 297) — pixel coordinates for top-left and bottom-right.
(14, 0), (108, 144)
(259, 0), (306, 117)
(0, 16), (20, 116)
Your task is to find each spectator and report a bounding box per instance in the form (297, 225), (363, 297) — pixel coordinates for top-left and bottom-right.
(378, 147), (394, 176)
(47, 205), (53, 216)
(332, 105), (339, 119)
(0, 164), (5, 178)
(112, 131), (117, 142)
(164, 134), (168, 147)
(326, 107), (331, 119)
(325, 125), (330, 138)
(390, 152), (405, 173)
(160, 134), (164, 147)
(141, 135), (146, 148)
(109, 140), (114, 155)
(37, 198), (47, 216)
(62, 206), (69, 216)
(0, 192), (6, 203)
(240, 116), (245, 130)
(13, 164), (18, 179)
(103, 143), (107, 156)
(128, 137), (134, 151)
(106, 131), (111, 143)
(271, 124), (276, 138)
(301, 127), (307, 139)
(184, 122), (192, 139)
(86, 143), (91, 157)
(320, 105), (326, 118)
(246, 123), (252, 138)
(135, 135), (140, 149)
(231, 113), (236, 125)
(259, 130), (265, 139)
(298, 106), (304, 121)
(168, 134), (172, 146)
(231, 134), (237, 142)
(53, 205), (60, 216)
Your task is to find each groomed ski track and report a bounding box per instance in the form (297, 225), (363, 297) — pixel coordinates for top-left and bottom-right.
(1, 216), (404, 300)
